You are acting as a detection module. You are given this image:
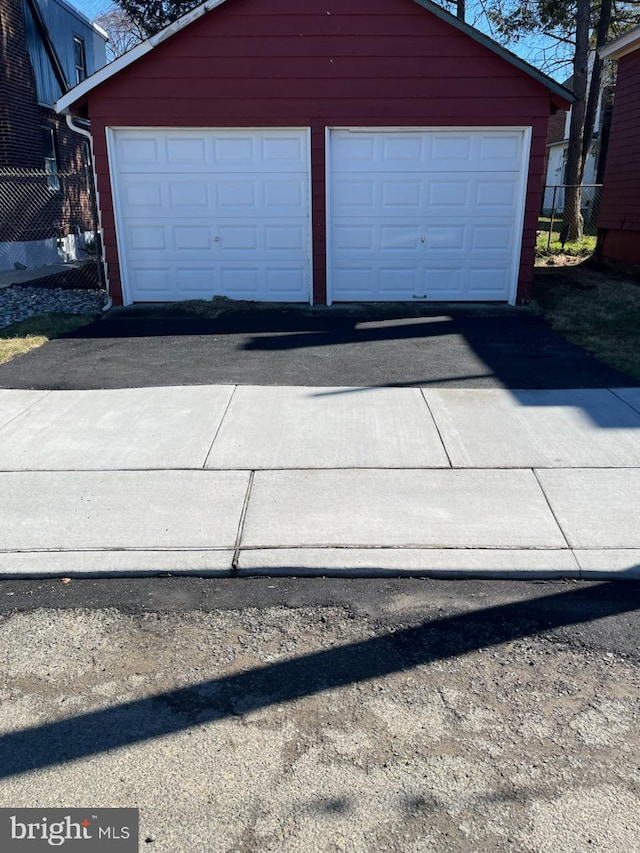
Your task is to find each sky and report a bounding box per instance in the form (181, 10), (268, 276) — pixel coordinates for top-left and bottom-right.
(71, 0), (573, 83)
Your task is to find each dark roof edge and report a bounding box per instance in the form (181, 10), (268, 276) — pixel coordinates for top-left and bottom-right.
(412, 0), (575, 104)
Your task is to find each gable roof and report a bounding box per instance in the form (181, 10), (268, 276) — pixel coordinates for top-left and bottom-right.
(56, 0), (574, 115)
(600, 25), (640, 61)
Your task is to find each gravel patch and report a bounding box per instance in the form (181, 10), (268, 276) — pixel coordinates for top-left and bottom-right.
(0, 285), (107, 329)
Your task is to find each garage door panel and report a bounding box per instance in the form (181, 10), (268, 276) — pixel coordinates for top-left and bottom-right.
(475, 178), (518, 209)
(379, 267), (420, 298)
(380, 226), (422, 251)
(467, 266), (513, 296)
(329, 128), (527, 302)
(422, 268), (462, 294)
(333, 225), (376, 251)
(114, 130), (308, 174)
(124, 219), (309, 259)
(129, 268), (174, 300)
(331, 268), (375, 299)
(218, 265), (309, 300)
(120, 175), (308, 220)
(331, 130), (523, 173)
(111, 129), (311, 303)
(128, 225), (167, 252)
(471, 224), (514, 251)
(174, 226), (211, 251)
(126, 261), (309, 302)
(333, 174), (519, 219)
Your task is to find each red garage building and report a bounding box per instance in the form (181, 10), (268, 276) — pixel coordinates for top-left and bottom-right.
(597, 26), (640, 266)
(56, 0), (571, 306)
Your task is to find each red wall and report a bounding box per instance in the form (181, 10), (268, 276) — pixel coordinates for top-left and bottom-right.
(597, 48), (640, 265)
(80, 0), (556, 304)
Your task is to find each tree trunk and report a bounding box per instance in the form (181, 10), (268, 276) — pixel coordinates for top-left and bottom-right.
(456, 0), (465, 20)
(562, 0), (591, 243)
(582, 0), (613, 166)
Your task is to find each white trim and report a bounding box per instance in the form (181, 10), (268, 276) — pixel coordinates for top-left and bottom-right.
(106, 127), (132, 305)
(330, 125), (532, 132)
(325, 126), (532, 305)
(107, 127), (313, 306)
(305, 127), (314, 306)
(56, 42), (153, 114)
(325, 126), (333, 306)
(510, 126), (532, 306)
(600, 25), (640, 61)
(55, 0), (229, 115)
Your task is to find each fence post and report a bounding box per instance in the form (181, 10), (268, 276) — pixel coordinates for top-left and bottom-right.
(547, 186), (557, 252)
(85, 165), (106, 292)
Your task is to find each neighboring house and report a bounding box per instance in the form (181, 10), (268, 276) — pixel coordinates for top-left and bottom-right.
(597, 26), (640, 265)
(543, 62), (615, 218)
(0, 0), (107, 271)
(56, 0), (572, 307)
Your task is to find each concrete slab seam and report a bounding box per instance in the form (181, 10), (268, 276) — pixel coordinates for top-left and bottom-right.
(0, 389), (51, 435)
(0, 547), (235, 553)
(531, 468), (576, 558)
(232, 470), (255, 571)
(419, 389), (453, 468)
(609, 388), (640, 417)
(202, 384), (238, 468)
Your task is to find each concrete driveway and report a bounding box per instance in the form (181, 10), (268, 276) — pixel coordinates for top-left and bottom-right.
(0, 383), (639, 580)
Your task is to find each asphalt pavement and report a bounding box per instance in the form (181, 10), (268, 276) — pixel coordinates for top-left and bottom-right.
(0, 302), (637, 390)
(0, 579), (638, 852)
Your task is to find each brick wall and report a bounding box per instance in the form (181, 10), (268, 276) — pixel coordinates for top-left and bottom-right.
(0, 0), (43, 167)
(0, 0), (87, 170)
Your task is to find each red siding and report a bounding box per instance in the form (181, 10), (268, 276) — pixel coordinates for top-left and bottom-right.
(82, 0), (555, 304)
(597, 48), (640, 264)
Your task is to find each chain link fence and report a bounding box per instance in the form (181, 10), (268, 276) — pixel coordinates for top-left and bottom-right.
(540, 184), (602, 250)
(0, 167), (105, 291)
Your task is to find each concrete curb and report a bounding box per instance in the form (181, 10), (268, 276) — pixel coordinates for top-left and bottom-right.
(0, 547), (638, 580)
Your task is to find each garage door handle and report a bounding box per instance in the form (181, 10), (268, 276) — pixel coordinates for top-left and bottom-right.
(213, 236), (220, 242)
(420, 236), (425, 243)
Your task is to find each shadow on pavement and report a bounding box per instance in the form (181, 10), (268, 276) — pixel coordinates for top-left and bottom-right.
(0, 579), (638, 780)
(0, 303), (637, 390)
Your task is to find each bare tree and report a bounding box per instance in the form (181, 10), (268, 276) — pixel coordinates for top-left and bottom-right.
(111, 0), (201, 38)
(479, 0), (640, 241)
(95, 5), (146, 61)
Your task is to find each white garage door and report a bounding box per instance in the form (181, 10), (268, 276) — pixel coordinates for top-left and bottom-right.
(109, 129), (312, 303)
(328, 128), (530, 303)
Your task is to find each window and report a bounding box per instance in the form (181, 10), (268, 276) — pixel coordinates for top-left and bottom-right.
(41, 126), (60, 191)
(73, 35), (87, 84)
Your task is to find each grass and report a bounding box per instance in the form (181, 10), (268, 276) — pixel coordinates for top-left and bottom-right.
(0, 313), (97, 365)
(531, 265), (640, 380)
(536, 215), (597, 259)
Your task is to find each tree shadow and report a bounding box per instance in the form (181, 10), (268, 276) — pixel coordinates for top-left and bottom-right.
(2, 303), (637, 391)
(0, 579), (638, 780)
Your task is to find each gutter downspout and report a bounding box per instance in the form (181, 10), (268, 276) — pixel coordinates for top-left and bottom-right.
(65, 114), (112, 312)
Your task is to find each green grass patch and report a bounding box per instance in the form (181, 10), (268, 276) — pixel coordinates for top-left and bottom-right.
(0, 313), (97, 365)
(537, 216), (597, 258)
(531, 268), (640, 379)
